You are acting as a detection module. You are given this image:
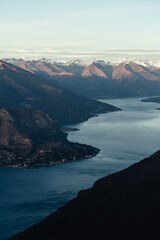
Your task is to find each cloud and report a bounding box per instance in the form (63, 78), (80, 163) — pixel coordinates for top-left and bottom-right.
(104, 49), (160, 52)
(103, 49), (160, 55)
(9, 49), (62, 54)
(1, 48), (160, 60)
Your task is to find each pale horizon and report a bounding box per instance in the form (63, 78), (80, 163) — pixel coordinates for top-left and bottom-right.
(1, 0), (160, 60)
(1, 50), (160, 62)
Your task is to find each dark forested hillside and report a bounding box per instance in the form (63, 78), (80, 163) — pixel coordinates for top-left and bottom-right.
(0, 61), (120, 123)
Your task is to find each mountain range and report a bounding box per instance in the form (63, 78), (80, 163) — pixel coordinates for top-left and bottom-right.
(3, 58), (160, 98)
(9, 150), (160, 240)
(0, 61), (119, 124)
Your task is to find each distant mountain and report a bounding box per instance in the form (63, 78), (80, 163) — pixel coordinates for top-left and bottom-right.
(82, 63), (108, 78)
(0, 61), (120, 123)
(9, 150), (160, 240)
(141, 96), (160, 103)
(53, 61), (160, 98)
(4, 58), (160, 98)
(108, 58), (160, 69)
(111, 61), (160, 81)
(136, 59), (160, 68)
(0, 108), (99, 168)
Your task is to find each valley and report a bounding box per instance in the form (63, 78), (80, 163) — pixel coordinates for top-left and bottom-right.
(3, 58), (160, 98)
(0, 61), (119, 124)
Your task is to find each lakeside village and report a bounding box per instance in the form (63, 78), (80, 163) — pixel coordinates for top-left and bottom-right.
(0, 143), (98, 168)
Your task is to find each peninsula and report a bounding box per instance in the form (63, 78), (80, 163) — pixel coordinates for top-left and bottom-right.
(0, 108), (99, 168)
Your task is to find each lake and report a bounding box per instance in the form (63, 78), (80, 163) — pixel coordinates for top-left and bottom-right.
(1, 97), (160, 240)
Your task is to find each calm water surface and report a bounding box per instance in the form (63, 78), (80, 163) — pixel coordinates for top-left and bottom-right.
(1, 98), (160, 239)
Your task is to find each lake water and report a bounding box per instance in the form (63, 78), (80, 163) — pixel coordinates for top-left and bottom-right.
(1, 97), (160, 240)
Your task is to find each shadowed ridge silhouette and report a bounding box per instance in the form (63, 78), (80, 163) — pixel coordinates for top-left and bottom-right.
(9, 150), (160, 240)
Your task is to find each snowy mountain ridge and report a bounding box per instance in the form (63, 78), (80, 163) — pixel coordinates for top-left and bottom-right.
(2, 57), (160, 68)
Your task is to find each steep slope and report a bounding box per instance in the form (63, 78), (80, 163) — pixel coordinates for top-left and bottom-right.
(82, 63), (108, 78)
(150, 68), (160, 77)
(111, 62), (160, 81)
(4, 58), (160, 81)
(0, 108), (99, 168)
(63, 61), (160, 97)
(92, 60), (113, 79)
(112, 62), (138, 80)
(9, 150), (160, 240)
(126, 62), (160, 80)
(0, 61), (120, 123)
(4, 58), (76, 77)
(4, 58), (160, 98)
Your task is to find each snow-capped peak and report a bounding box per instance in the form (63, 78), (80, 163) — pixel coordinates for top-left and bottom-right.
(1, 57), (160, 69)
(135, 59), (160, 68)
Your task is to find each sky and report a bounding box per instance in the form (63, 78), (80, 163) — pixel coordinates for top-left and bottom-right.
(1, 0), (160, 60)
